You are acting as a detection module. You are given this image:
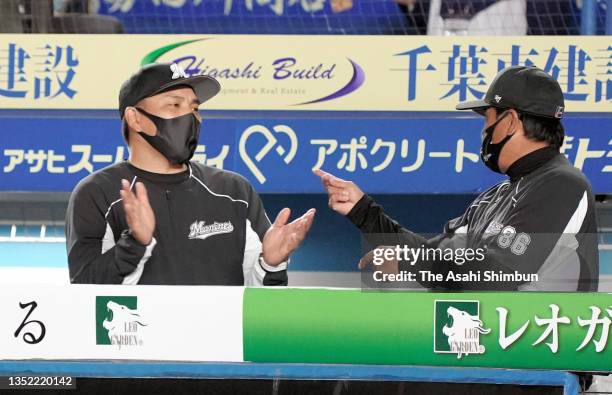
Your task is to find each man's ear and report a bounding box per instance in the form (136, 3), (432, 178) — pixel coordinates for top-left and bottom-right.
(506, 109), (522, 136)
(124, 107), (141, 133)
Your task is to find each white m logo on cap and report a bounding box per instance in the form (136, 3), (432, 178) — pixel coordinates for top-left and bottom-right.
(170, 63), (188, 79)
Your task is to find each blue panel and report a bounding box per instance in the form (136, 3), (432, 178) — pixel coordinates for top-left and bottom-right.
(19, 225), (41, 237)
(1, 111), (610, 194)
(0, 225), (12, 237)
(0, 243), (67, 268)
(601, 232), (612, 244)
(94, 1), (411, 35)
(47, 225), (65, 238)
(600, 251), (612, 274)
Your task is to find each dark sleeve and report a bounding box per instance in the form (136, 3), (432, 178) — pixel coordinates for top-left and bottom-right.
(345, 194), (450, 288)
(244, 183), (288, 286)
(65, 179), (152, 284)
(346, 194), (432, 248)
(344, 179), (593, 291)
(361, 174), (593, 291)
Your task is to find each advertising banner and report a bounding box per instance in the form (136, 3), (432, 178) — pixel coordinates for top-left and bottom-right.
(0, 285), (244, 361)
(94, 0), (410, 35)
(0, 285), (611, 372)
(0, 35), (609, 112)
(245, 288), (612, 372)
(1, 115), (610, 193)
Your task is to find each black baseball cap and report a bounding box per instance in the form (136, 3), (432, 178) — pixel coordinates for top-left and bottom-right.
(118, 62), (220, 118)
(456, 66), (565, 119)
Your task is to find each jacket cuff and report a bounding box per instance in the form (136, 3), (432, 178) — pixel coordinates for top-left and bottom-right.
(346, 194), (373, 228)
(114, 229), (149, 275)
(259, 256), (288, 272)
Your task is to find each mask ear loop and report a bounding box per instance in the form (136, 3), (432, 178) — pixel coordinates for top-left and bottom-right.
(133, 107), (162, 136)
(193, 110), (202, 123)
(481, 109), (510, 154)
(133, 107), (152, 119)
(123, 107), (148, 136)
(492, 108), (515, 135)
(486, 109), (509, 136)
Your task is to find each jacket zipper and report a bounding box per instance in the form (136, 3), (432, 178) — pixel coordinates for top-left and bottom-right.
(165, 190), (174, 232)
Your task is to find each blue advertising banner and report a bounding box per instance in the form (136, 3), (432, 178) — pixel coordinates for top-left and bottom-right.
(0, 112), (610, 193)
(93, 0), (410, 34)
(92, 0), (610, 35)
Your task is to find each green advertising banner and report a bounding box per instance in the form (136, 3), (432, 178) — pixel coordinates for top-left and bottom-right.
(243, 289), (612, 372)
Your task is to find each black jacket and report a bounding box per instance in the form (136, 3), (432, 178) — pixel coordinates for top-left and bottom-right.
(66, 161), (287, 286)
(348, 147), (599, 291)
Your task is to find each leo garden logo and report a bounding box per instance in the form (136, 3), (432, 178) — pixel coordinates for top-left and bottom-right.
(95, 296), (147, 348)
(434, 300), (490, 359)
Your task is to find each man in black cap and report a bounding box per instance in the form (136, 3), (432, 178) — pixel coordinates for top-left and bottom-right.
(66, 62), (315, 285)
(316, 65), (599, 291)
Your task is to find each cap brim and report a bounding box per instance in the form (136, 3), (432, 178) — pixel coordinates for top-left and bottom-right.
(455, 99), (489, 116)
(152, 75), (221, 105)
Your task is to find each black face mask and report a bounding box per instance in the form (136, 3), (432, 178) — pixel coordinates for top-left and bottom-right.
(135, 107), (201, 165)
(480, 110), (513, 174)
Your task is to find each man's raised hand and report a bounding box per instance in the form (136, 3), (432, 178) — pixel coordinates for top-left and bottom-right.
(314, 168), (364, 216)
(120, 179), (156, 246)
(263, 207), (316, 266)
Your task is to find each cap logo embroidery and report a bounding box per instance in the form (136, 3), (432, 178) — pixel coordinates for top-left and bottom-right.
(494, 95), (502, 103)
(554, 106), (564, 118)
(170, 63), (188, 80)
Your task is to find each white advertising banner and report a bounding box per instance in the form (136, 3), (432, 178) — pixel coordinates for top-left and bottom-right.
(0, 285), (244, 362)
